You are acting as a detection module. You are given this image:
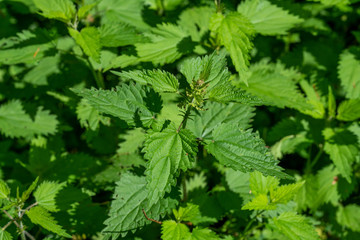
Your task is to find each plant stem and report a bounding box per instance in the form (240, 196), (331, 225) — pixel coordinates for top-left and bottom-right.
(177, 106), (192, 133)
(20, 202), (38, 218)
(156, 0), (164, 16)
(18, 207), (26, 240)
(241, 210), (264, 239)
(142, 209), (162, 224)
(310, 144), (324, 169)
(87, 59), (105, 89)
(182, 176), (187, 202)
(2, 221), (12, 231)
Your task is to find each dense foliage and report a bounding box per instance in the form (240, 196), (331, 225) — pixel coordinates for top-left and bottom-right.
(0, 0), (360, 239)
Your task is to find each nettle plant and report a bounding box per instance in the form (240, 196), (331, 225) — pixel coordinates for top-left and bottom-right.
(73, 51), (319, 239)
(1, 0), (360, 239)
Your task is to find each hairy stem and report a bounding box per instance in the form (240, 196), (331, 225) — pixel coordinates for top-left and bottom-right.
(156, 0), (164, 16)
(142, 209), (162, 224)
(177, 106), (192, 133)
(87, 58), (105, 89)
(241, 210), (264, 239)
(2, 221), (12, 231)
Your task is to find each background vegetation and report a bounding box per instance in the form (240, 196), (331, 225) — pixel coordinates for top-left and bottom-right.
(0, 0), (360, 239)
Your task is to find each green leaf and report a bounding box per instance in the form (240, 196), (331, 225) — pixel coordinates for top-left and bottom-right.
(0, 229), (12, 240)
(161, 220), (190, 240)
(34, 181), (66, 212)
(33, 0), (75, 22)
(237, 0), (303, 35)
(72, 83), (162, 127)
(117, 128), (146, 154)
(143, 123), (198, 205)
(26, 206), (71, 238)
(236, 61), (315, 114)
(338, 50), (360, 99)
(0, 42), (52, 65)
(185, 228), (219, 240)
(0, 100), (59, 139)
(0, 180), (10, 200)
(242, 194), (275, 210)
(136, 23), (194, 65)
(78, 1), (99, 19)
(173, 203), (200, 222)
(336, 204), (360, 232)
(187, 101), (255, 140)
(270, 182), (304, 204)
(76, 99), (110, 131)
(178, 6), (214, 42)
(98, 0), (149, 30)
(270, 212), (319, 240)
(249, 171), (280, 195)
(210, 12), (255, 74)
(99, 23), (149, 47)
(23, 55), (61, 86)
(68, 27), (101, 62)
(21, 177), (39, 202)
(102, 173), (178, 239)
(205, 123), (289, 179)
(323, 128), (359, 182)
(115, 69), (179, 93)
(295, 165), (340, 210)
(310, 0), (350, 7)
(225, 169), (251, 197)
(337, 99), (360, 121)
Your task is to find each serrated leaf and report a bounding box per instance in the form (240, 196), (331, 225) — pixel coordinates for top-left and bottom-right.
(69, 27), (101, 62)
(21, 177), (39, 202)
(78, 1), (99, 19)
(270, 182), (304, 204)
(187, 101), (255, 140)
(185, 228), (219, 240)
(0, 229), (12, 240)
(225, 169), (251, 197)
(210, 12), (255, 75)
(205, 123), (289, 179)
(236, 61), (315, 113)
(295, 165), (340, 210)
(0, 180), (10, 200)
(173, 203), (200, 222)
(33, 0), (75, 22)
(323, 128), (359, 182)
(180, 51), (229, 87)
(26, 206), (71, 237)
(102, 173), (178, 239)
(336, 204), (360, 232)
(99, 23), (149, 47)
(161, 220), (190, 240)
(23, 55), (61, 86)
(98, 0), (149, 30)
(249, 171), (280, 195)
(115, 69), (179, 93)
(242, 194), (275, 210)
(143, 123), (198, 205)
(72, 83), (162, 127)
(337, 99), (360, 121)
(76, 98), (110, 131)
(178, 6), (214, 42)
(34, 181), (66, 212)
(237, 0), (303, 35)
(0, 100), (59, 139)
(270, 212), (319, 240)
(136, 23), (194, 65)
(117, 128), (146, 154)
(338, 50), (360, 99)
